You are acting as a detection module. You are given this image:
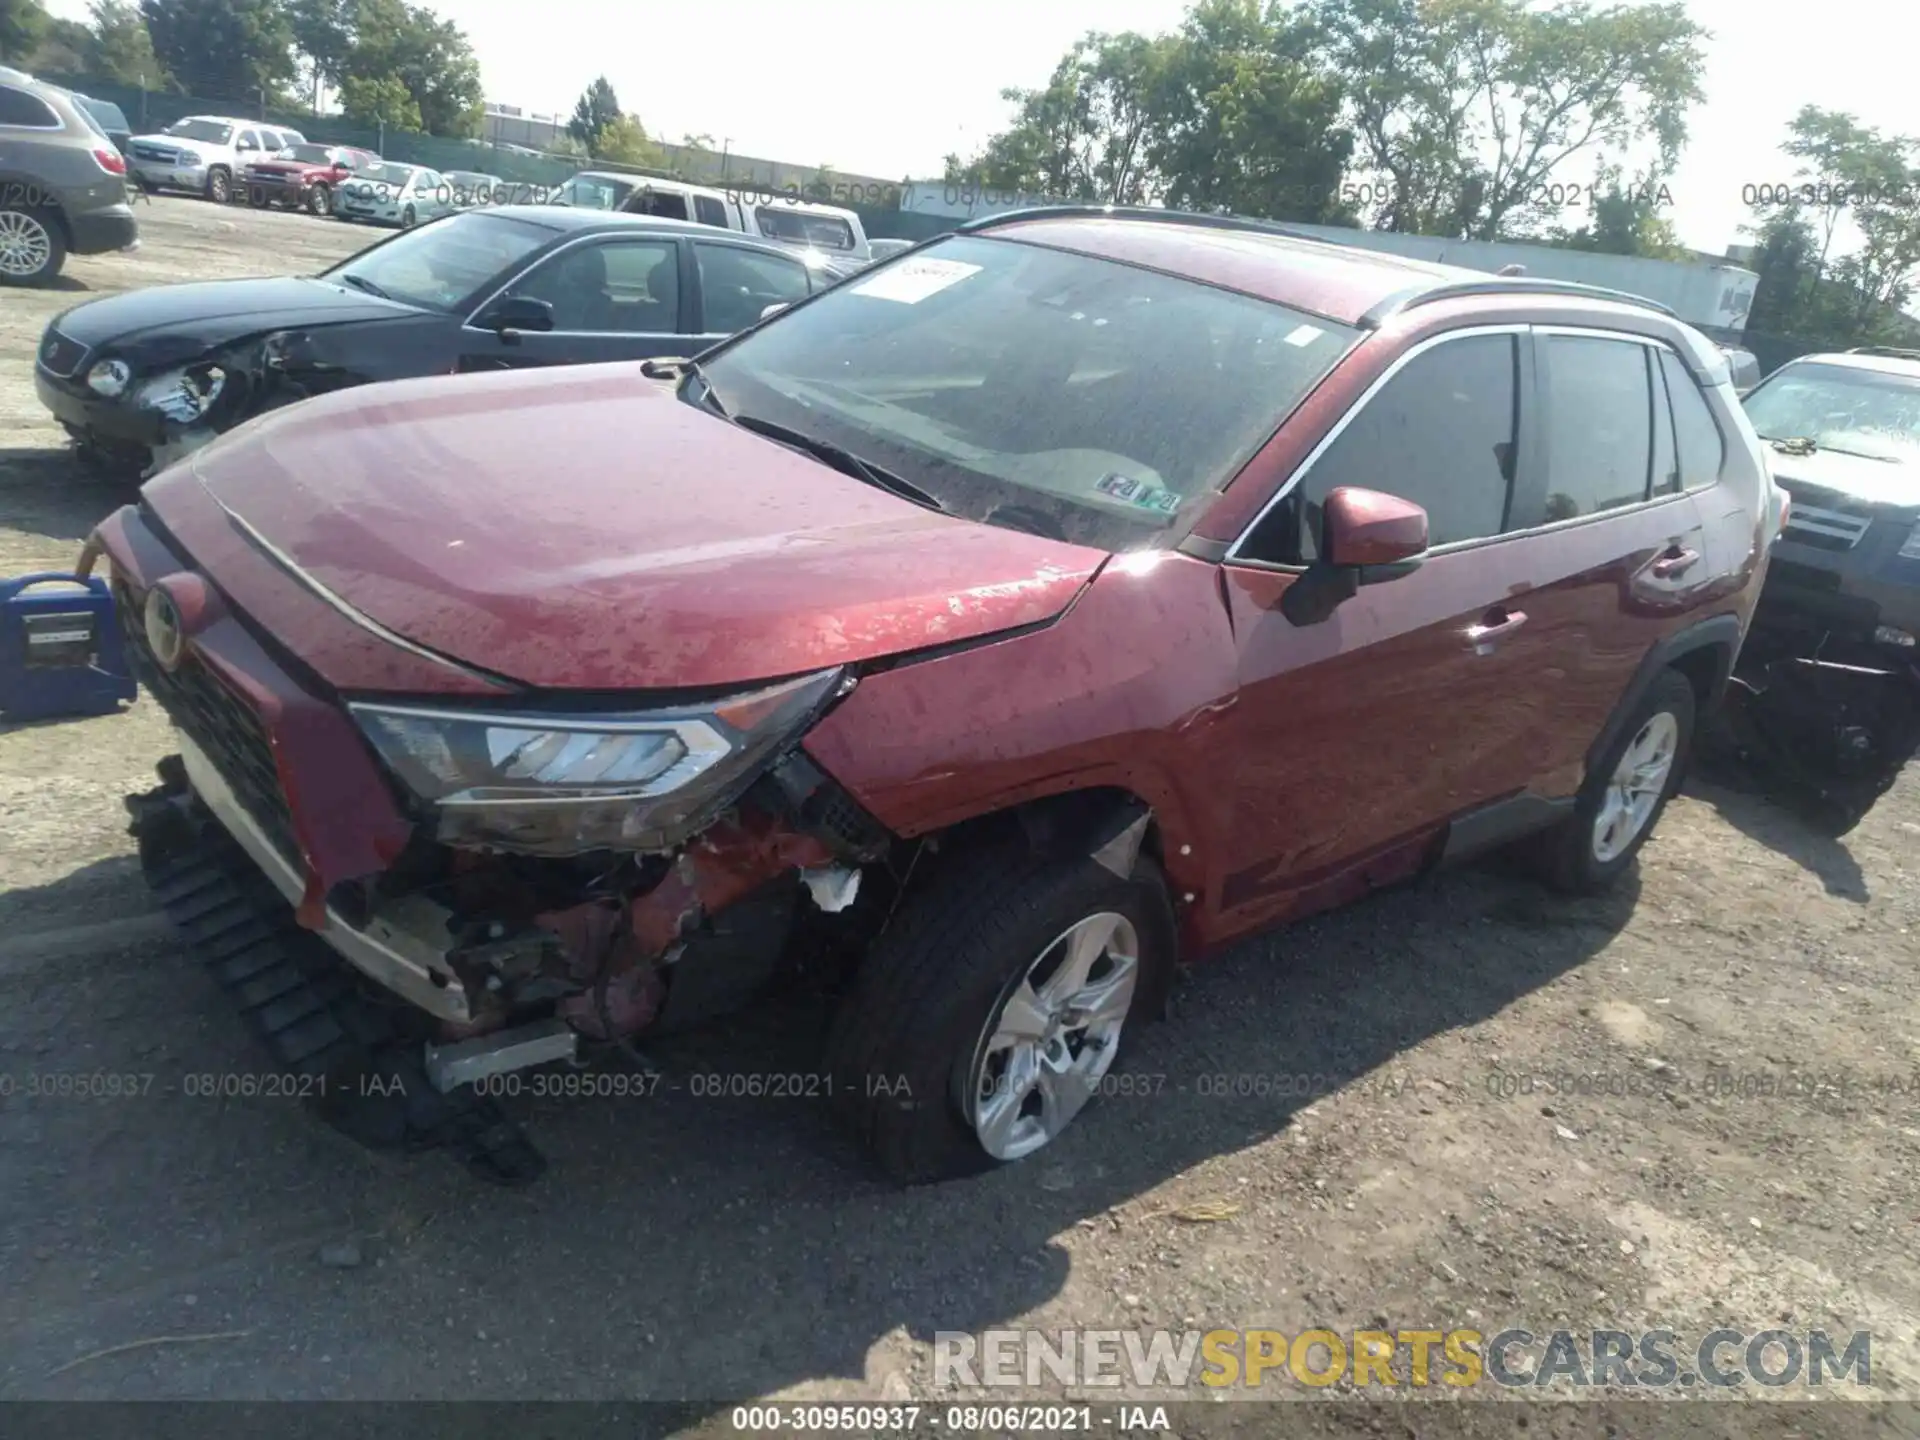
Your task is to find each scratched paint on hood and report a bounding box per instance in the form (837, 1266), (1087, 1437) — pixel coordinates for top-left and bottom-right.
(184, 361), (1110, 691)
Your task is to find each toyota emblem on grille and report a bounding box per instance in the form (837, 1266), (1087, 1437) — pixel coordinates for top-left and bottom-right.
(143, 586), (185, 671)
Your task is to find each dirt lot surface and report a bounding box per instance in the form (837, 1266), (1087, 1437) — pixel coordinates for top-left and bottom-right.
(2, 198), (1918, 1434)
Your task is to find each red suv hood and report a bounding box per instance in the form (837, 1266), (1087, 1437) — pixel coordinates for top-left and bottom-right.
(165, 363), (1108, 692)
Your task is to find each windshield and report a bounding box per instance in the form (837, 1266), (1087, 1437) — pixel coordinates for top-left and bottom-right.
(355, 161), (417, 187)
(278, 143), (337, 165)
(697, 234), (1360, 550)
(322, 211), (553, 312)
(166, 118), (232, 144)
(756, 205), (855, 251)
(554, 174), (634, 209)
(1742, 360), (1920, 462)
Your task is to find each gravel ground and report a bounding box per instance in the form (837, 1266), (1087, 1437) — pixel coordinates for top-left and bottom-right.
(1, 197), (1917, 1434)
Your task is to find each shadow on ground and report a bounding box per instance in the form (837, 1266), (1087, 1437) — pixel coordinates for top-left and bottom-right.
(1683, 772), (1869, 901)
(0, 448), (135, 549)
(0, 845), (1643, 1406)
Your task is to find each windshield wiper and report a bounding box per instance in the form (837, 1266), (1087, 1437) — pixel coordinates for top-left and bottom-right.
(334, 272), (393, 301)
(1761, 433), (1900, 462)
(729, 413), (947, 511)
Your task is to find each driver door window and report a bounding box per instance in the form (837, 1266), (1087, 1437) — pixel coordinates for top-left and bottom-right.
(506, 240), (681, 334)
(1245, 332), (1522, 563)
(694, 242), (811, 334)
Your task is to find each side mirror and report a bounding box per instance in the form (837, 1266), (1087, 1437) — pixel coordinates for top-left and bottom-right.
(1321, 486), (1428, 567)
(1280, 486), (1428, 627)
(237, 139), (258, 152)
(759, 302), (790, 322)
(477, 295), (555, 339)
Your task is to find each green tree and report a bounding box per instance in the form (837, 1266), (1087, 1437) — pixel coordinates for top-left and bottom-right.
(1148, 0), (1355, 222)
(87, 0), (170, 88)
(0, 0), (47, 63)
(139, 0), (296, 101)
(593, 113), (662, 168)
(338, 70), (418, 130)
(1308, 0), (1707, 239)
(287, 0), (350, 107)
(567, 75), (620, 150)
(336, 0), (481, 137)
(1547, 163), (1685, 257)
(32, 13), (93, 69)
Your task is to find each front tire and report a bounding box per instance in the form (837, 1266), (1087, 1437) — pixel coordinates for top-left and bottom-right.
(307, 183), (331, 216)
(0, 204), (65, 286)
(206, 167), (232, 204)
(825, 840), (1176, 1184)
(401, 203), (417, 228)
(1541, 670), (1696, 894)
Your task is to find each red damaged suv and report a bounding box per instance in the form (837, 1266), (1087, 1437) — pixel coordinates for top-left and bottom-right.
(242, 142), (378, 216)
(94, 208), (1774, 1185)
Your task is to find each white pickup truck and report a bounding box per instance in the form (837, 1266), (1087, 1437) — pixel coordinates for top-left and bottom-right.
(539, 170), (873, 265)
(125, 115), (308, 204)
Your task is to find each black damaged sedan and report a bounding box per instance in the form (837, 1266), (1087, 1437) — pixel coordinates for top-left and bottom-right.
(34, 206), (849, 476)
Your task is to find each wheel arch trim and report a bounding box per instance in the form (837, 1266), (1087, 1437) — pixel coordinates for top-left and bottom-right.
(1585, 613), (1741, 778)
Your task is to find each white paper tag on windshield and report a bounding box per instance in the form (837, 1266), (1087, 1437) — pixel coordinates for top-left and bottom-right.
(1283, 324), (1325, 347)
(851, 258), (982, 304)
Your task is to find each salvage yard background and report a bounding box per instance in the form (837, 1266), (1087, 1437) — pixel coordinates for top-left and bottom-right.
(2, 199), (1919, 1429)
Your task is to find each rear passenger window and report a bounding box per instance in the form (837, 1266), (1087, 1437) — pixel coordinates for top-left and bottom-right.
(1659, 349), (1726, 488)
(694, 195), (729, 228)
(1543, 336), (1655, 520)
(0, 86), (60, 128)
(1279, 333), (1521, 560)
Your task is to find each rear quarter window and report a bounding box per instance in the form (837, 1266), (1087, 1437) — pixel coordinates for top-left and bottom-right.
(1658, 348), (1727, 486)
(0, 85), (61, 129)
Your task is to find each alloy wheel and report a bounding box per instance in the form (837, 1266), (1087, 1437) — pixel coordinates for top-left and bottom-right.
(1591, 711), (1679, 863)
(0, 210), (52, 279)
(967, 911), (1139, 1162)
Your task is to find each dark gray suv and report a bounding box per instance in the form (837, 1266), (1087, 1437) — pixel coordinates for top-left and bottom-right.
(0, 65), (139, 286)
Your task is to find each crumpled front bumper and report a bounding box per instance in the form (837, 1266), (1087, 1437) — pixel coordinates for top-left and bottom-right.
(89, 504), (470, 1021)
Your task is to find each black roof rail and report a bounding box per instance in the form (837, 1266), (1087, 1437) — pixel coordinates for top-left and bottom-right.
(1845, 345), (1920, 360)
(1361, 277), (1679, 328)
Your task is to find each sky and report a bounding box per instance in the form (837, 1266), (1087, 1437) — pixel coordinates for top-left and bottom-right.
(41, 0), (1914, 258)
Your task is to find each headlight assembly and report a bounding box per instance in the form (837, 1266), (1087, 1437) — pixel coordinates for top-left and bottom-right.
(349, 667), (851, 855)
(86, 358), (131, 398)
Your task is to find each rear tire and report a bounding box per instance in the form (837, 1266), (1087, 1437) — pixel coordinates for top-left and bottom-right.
(1540, 670), (1696, 895)
(824, 840), (1176, 1185)
(0, 204), (65, 286)
(401, 203), (417, 228)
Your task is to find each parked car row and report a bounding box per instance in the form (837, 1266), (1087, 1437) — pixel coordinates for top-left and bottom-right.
(40, 205), (1813, 1192)
(34, 206), (858, 474)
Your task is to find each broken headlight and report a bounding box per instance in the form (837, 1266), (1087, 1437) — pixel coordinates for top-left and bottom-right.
(134, 364), (228, 424)
(348, 668), (850, 855)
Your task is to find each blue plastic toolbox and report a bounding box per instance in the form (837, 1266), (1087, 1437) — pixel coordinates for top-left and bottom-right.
(0, 572), (138, 721)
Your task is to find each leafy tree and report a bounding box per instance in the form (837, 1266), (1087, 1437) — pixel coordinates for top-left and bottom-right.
(139, 0), (296, 100)
(1308, 0), (1706, 239)
(1148, 0), (1355, 222)
(593, 113), (662, 168)
(88, 0), (170, 88)
(0, 0), (47, 63)
(287, 0), (350, 106)
(32, 13), (93, 69)
(1546, 163), (1685, 257)
(567, 75), (620, 150)
(338, 70), (418, 130)
(337, 0), (481, 137)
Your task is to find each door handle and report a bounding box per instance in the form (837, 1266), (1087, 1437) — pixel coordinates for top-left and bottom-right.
(1466, 609), (1528, 651)
(1650, 546), (1700, 579)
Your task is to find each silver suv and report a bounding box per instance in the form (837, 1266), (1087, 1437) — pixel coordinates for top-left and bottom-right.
(0, 65), (139, 286)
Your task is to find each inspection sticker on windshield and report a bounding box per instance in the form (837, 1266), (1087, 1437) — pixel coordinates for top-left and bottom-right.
(1096, 473), (1181, 514)
(851, 257), (982, 304)
(1283, 324), (1326, 347)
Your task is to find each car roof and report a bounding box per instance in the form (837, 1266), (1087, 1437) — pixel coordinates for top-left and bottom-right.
(1785, 349), (1920, 379)
(473, 205), (820, 253)
(959, 207), (1692, 329)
